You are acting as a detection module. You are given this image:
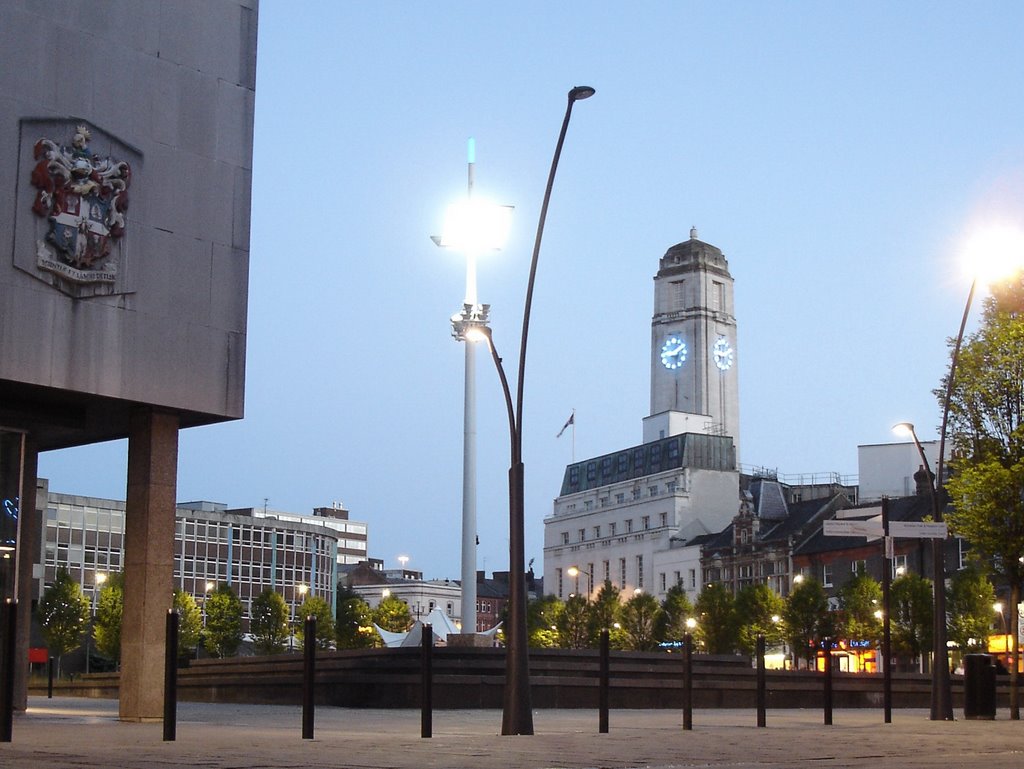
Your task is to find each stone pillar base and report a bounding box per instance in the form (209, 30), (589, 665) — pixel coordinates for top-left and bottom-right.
(446, 633), (494, 648)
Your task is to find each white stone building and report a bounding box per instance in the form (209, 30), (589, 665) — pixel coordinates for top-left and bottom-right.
(544, 230), (742, 603)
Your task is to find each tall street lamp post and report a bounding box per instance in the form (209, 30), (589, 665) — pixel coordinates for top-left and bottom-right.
(479, 85), (594, 735)
(566, 565), (594, 598)
(433, 142), (512, 638)
(86, 572), (106, 674)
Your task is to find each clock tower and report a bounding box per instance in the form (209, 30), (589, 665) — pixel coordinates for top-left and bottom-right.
(644, 228), (740, 456)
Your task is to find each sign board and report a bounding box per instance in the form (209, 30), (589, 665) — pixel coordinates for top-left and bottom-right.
(822, 519), (883, 538)
(888, 521), (948, 539)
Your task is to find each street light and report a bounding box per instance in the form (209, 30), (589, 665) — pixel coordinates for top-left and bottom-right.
(433, 142), (513, 639)
(86, 572), (107, 674)
(566, 565), (594, 598)
(892, 420), (951, 719)
(478, 85), (594, 736)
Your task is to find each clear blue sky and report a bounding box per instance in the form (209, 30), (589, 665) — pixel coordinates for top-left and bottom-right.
(39, 1), (1024, 580)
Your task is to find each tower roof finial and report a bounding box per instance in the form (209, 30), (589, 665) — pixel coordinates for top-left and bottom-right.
(689, 225), (698, 240)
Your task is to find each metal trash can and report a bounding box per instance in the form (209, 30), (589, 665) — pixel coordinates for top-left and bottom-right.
(963, 653), (997, 720)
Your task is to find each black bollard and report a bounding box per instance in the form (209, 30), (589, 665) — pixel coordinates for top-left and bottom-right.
(599, 628), (609, 734)
(302, 615), (316, 740)
(756, 633), (766, 727)
(47, 656), (54, 699)
(682, 632), (693, 731)
(1, 600), (16, 743)
(163, 609), (178, 742)
(421, 623), (432, 739)
(823, 637), (833, 726)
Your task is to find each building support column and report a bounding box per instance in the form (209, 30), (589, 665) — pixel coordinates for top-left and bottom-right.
(120, 409), (178, 722)
(13, 437), (38, 711)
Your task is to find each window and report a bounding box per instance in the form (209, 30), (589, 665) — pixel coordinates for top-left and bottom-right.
(556, 567), (563, 598)
(603, 560), (610, 583)
(851, 560), (867, 575)
(626, 519), (633, 533)
(637, 555), (644, 588)
(641, 515), (650, 530)
(659, 572), (666, 592)
(632, 488), (641, 501)
(578, 528), (586, 542)
(609, 522), (617, 536)
(619, 558), (627, 589)
(822, 563), (833, 587)
(584, 500), (593, 511)
(666, 480), (677, 493)
(892, 554), (908, 578)
(599, 497), (608, 508)
(615, 493), (625, 504)
(648, 485), (659, 497)
(659, 512), (668, 527)
(593, 525), (601, 539)
(688, 568), (696, 589)
(561, 532), (569, 545)
(712, 280), (724, 311)
(671, 279), (685, 309)
(446, 602), (454, 617)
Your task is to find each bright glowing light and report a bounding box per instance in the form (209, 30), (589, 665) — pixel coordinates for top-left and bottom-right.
(793, 574), (804, 584)
(298, 583), (309, 596)
(771, 614), (781, 624)
(685, 617), (697, 629)
(964, 224), (1024, 285)
(205, 581), (215, 593)
(435, 199), (513, 253)
(892, 422), (915, 438)
(874, 609), (883, 620)
(95, 572), (107, 586)
(994, 602), (1004, 613)
(895, 566), (906, 577)
(464, 326), (488, 343)
(566, 566), (580, 578)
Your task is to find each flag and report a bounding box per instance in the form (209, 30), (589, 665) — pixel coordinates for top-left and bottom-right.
(556, 411), (575, 438)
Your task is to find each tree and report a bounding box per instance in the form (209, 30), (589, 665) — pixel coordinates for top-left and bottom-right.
(619, 592), (662, 651)
(373, 594), (413, 634)
(735, 583), (786, 656)
(947, 566), (996, 657)
(943, 277), (1024, 717)
(250, 588), (289, 655)
(694, 583), (737, 654)
(656, 584), (695, 644)
(784, 578), (830, 667)
(527, 595), (564, 648)
(204, 582), (243, 658)
(587, 580), (621, 645)
(36, 568), (90, 675)
(556, 594), (590, 649)
(336, 586), (376, 649)
(296, 594), (335, 650)
(890, 571), (933, 669)
(173, 589), (203, 660)
(838, 573), (883, 657)
(93, 572), (124, 663)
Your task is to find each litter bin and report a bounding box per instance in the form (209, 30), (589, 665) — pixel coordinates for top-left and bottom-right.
(963, 653), (996, 720)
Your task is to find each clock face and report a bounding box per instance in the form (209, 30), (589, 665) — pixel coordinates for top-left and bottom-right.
(713, 338), (734, 371)
(660, 336), (687, 370)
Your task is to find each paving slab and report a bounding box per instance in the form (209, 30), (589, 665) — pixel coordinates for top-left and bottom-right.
(2, 697), (1023, 768)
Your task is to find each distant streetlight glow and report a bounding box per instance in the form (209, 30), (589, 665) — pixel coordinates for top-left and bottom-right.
(963, 223), (1024, 286)
(434, 199), (513, 253)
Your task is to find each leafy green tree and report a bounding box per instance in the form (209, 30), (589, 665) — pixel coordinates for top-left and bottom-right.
(204, 582), (244, 658)
(556, 594), (590, 649)
(656, 584), (695, 644)
(335, 586), (376, 649)
(947, 566), (996, 656)
(784, 577), (830, 666)
(296, 594), (335, 650)
(890, 571), (933, 668)
(619, 592), (662, 651)
(694, 583), (737, 654)
(838, 573), (883, 652)
(249, 588), (289, 655)
(373, 594), (413, 633)
(588, 580), (621, 645)
(735, 583), (786, 655)
(36, 568), (90, 675)
(943, 275), (1024, 715)
(527, 595), (564, 648)
(173, 589), (203, 660)
(93, 572), (124, 663)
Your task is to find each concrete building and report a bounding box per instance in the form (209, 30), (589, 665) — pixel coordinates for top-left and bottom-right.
(38, 483), (345, 634)
(1, 2), (257, 718)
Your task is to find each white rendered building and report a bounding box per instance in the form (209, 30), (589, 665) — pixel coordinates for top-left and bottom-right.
(544, 231), (742, 602)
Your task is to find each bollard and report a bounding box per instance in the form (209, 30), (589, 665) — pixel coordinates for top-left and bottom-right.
(1, 600), (16, 743)
(163, 609), (178, 742)
(823, 637), (833, 726)
(756, 633), (766, 727)
(302, 615), (316, 740)
(47, 656), (54, 699)
(421, 623), (432, 738)
(682, 632), (693, 731)
(598, 628), (609, 734)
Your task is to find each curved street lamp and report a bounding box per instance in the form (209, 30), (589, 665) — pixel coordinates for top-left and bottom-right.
(480, 85), (594, 736)
(566, 565), (594, 597)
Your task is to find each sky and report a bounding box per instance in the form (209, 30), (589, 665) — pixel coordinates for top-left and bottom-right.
(38, 1), (1024, 581)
